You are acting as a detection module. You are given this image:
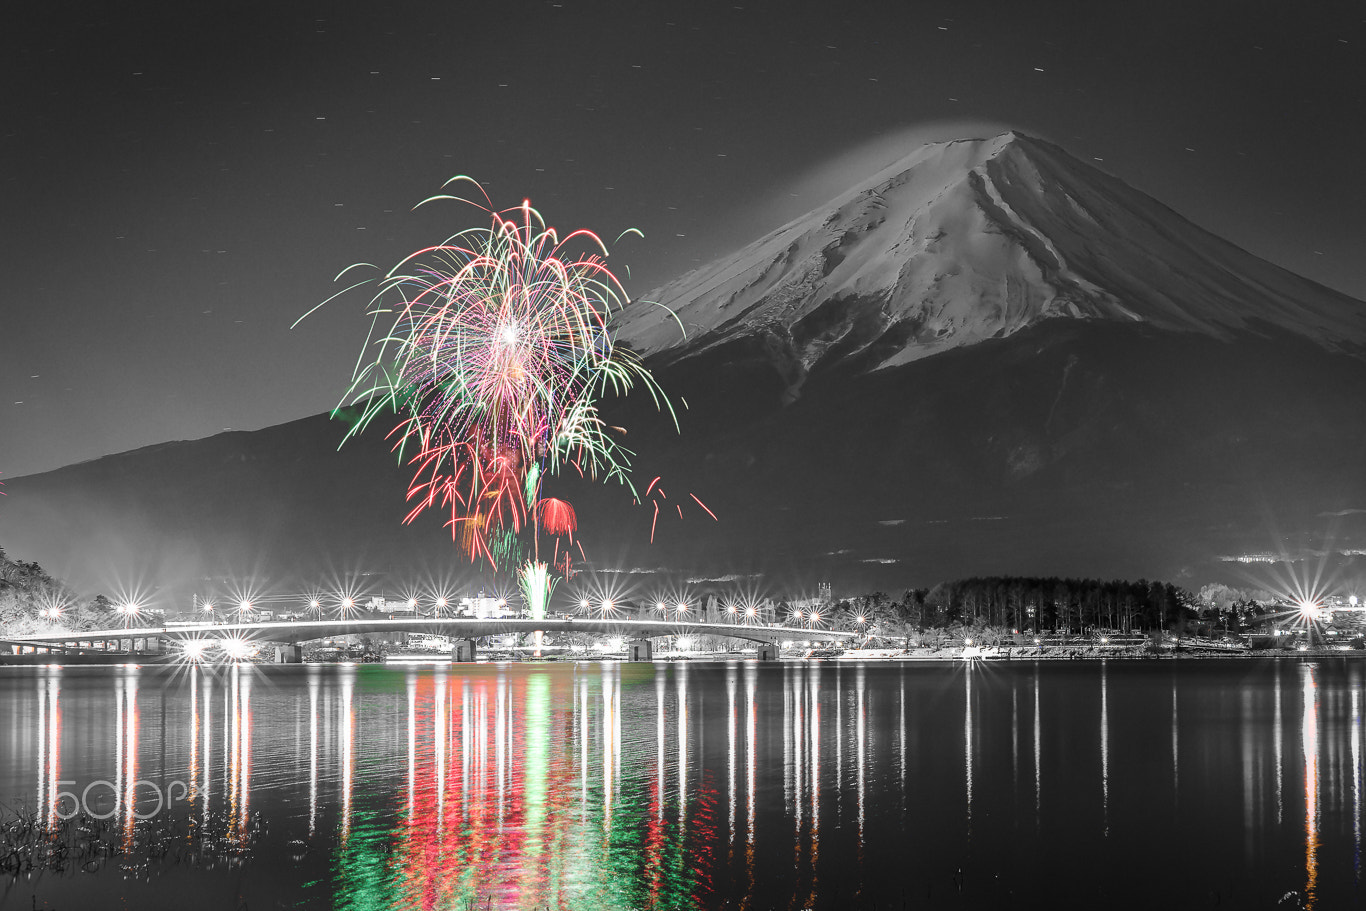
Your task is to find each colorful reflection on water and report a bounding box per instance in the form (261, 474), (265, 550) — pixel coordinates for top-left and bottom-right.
(2, 659), (1365, 909)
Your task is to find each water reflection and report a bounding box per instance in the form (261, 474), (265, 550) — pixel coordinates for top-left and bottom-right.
(1302, 664), (1319, 909)
(8, 660), (1366, 910)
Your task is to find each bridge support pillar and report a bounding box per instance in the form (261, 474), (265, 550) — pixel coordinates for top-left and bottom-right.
(756, 642), (780, 661)
(627, 639), (653, 662)
(274, 644), (303, 664)
(453, 639), (477, 662)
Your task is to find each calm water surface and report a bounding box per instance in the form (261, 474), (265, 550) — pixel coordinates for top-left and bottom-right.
(1, 659), (1363, 910)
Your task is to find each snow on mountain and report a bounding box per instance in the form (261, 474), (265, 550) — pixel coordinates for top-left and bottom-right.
(613, 132), (1366, 382)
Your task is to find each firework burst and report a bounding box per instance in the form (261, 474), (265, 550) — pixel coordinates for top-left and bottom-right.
(303, 177), (677, 573)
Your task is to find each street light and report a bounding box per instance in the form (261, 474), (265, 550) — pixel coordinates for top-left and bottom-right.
(117, 600), (140, 631)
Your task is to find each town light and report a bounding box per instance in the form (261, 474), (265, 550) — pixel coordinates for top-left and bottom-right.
(221, 639), (252, 660)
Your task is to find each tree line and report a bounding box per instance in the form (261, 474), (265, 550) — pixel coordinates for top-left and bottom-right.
(825, 576), (1201, 638)
(0, 544), (118, 637)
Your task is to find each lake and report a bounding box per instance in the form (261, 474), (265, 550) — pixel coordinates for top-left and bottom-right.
(1, 658), (1362, 909)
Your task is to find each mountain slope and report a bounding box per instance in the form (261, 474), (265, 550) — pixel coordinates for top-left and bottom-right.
(614, 132), (1366, 399)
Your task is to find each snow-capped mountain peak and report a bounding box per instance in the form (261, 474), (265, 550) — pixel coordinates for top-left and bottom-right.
(613, 132), (1366, 380)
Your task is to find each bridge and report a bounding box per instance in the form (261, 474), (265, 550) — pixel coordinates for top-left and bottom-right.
(6, 617), (859, 663)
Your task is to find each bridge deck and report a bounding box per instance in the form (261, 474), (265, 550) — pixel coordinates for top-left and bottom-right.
(15, 617), (858, 647)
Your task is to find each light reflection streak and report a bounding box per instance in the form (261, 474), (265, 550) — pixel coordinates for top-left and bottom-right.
(746, 665), (756, 848)
(407, 675), (417, 823)
(807, 663), (821, 905)
(676, 663), (688, 824)
(1303, 664), (1319, 909)
(47, 676), (60, 828)
(856, 665), (866, 848)
(809, 666), (820, 832)
(202, 674), (212, 824)
(1100, 662), (1108, 836)
(188, 670), (199, 810)
(308, 672), (317, 836)
(1353, 686), (1362, 884)
(1034, 666), (1041, 825)
(496, 672), (506, 821)
(585, 674), (594, 808)
(1275, 670), (1283, 824)
(461, 679), (472, 816)
(1011, 685), (1018, 795)
(340, 672), (353, 842)
(899, 671), (907, 815)
(436, 671), (447, 824)
(793, 663), (803, 831)
(1172, 681), (1179, 803)
(783, 666), (793, 810)
(964, 662), (973, 833)
(746, 664), (757, 903)
(38, 674), (60, 826)
(605, 666), (618, 824)
(727, 668), (737, 846)
(237, 670), (250, 838)
(37, 676), (46, 816)
(116, 672), (125, 825)
(1242, 690), (1255, 853)
(122, 674), (138, 849)
(835, 664), (843, 815)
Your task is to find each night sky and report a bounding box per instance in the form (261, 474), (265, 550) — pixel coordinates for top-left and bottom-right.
(5, 0), (1363, 479)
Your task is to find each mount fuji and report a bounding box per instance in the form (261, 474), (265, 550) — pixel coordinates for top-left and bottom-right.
(4, 132), (1366, 598)
(614, 132), (1366, 392)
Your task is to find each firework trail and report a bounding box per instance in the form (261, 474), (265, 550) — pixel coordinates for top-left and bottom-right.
(303, 178), (677, 569)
